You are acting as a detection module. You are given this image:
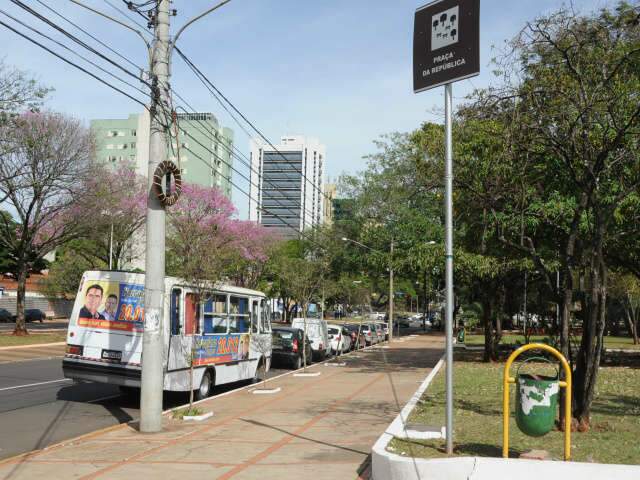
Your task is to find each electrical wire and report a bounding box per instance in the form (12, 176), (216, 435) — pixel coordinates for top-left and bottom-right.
(0, 9), (150, 100)
(0, 18), (147, 107)
(9, 0), (149, 86)
(34, 0), (144, 73)
(102, 0), (152, 33)
(174, 46), (331, 205)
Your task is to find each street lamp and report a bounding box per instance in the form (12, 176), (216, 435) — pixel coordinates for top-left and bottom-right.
(342, 237), (436, 341)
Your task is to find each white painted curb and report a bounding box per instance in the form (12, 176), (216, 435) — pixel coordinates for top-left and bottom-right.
(293, 372), (321, 377)
(371, 355), (640, 480)
(183, 411), (213, 422)
(250, 387), (281, 395)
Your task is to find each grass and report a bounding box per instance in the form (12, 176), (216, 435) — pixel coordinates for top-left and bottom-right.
(464, 334), (640, 350)
(172, 406), (204, 419)
(0, 331), (67, 347)
(388, 357), (640, 464)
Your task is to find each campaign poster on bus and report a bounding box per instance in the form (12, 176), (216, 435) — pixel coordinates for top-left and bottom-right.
(77, 281), (145, 332)
(193, 333), (250, 366)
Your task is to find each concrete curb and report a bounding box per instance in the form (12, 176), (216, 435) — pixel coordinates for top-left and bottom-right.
(0, 341), (65, 351)
(370, 354), (640, 480)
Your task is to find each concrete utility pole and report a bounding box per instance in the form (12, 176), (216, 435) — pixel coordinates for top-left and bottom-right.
(388, 239), (394, 342)
(140, 0), (170, 434)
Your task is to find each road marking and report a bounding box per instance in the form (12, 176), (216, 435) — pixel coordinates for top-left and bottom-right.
(0, 378), (71, 392)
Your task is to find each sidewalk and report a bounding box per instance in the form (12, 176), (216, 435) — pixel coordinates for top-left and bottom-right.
(0, 334), (443, 480)
(0, 343), (65, 364)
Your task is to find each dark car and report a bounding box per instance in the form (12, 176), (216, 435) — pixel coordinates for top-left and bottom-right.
(271, 327), (312, 369)
(342, 323), (366, 349)
(0, 308), (12, 323)
(25, 309), (46, 322)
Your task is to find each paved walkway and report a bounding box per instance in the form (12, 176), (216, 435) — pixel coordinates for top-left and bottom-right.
(0, 343), (65, 364)
(0, 334), (443, 480)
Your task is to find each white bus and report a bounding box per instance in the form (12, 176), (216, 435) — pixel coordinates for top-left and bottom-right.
(63, 271), (272, 400)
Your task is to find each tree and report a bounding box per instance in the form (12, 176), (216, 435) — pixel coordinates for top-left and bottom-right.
(0, 111), (93, 334)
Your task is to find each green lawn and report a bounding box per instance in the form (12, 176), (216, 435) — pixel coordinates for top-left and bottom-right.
(464, 334), (640, 350)
(0, 332), (67, 347)
(389, 358), (640, 464)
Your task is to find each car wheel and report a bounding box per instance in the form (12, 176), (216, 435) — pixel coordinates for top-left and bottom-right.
(293, 355), (302, 370)
(194, 370), (212, 401)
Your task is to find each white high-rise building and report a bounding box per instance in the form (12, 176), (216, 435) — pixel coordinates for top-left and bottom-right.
(249, 136), (325, 238)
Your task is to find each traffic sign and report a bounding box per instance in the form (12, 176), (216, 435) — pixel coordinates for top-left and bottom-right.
(413, 0), (480, 93)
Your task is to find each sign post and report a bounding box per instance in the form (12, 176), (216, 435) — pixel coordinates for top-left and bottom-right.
(413, 0), (480, 455)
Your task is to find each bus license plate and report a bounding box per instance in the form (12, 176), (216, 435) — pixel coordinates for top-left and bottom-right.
(101, 349), (122, 361)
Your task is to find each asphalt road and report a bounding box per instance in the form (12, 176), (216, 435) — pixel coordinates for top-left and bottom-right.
(0, 357), (289, 460)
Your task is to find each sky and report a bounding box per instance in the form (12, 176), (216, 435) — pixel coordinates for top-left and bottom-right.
(0, 0), (615, 219)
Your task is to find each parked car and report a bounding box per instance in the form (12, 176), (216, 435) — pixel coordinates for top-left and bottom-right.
(327, 324), (352, 354)
(25, 309), (46, 322)
(379, 322), (389, 340)
(0, 308), (12, 323)
(271, 327), (312, 369)
(290, 318), (330, 361)
(360, 323), (378, 346)
(373, 323), (385, 342)
(342, 323), (366, 349)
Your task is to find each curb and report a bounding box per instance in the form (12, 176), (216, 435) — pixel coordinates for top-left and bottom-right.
(0, 341), (65, 351)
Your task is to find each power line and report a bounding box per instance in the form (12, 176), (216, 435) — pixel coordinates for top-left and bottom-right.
(169, 93), (318, 221)
(0, 9), (150, 100)
(34, 0), (144, 73)
(102, 0), (152, 33)
(10, 0), (148, 86)
(174, 46), (331, 205)
(0, 18), (147, 107)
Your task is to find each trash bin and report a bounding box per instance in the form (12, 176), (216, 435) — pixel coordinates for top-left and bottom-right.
(515, 357), (559, 437)
(456, 327), (465, 343)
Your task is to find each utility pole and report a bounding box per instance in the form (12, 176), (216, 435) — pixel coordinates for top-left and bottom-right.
(444, 83), (454, 455)
(140, 0), (170, 434)
(388, 239), (394, 342)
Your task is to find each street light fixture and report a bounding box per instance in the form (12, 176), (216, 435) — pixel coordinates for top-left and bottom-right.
(342, 237), (437, 342)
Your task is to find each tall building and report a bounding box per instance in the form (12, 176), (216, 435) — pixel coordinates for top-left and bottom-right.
(91, 111), (234, 197)
(249, 136), (325, 237)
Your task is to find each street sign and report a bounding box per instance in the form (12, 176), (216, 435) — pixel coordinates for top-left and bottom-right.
(413, 0), (480, 93)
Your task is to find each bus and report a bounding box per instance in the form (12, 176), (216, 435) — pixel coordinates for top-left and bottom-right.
(63, 271), (272, 400)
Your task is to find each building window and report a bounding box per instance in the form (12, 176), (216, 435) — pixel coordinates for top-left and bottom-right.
(107, 155), (117, 163)
(130, 143), (136, 149)
(131, 129), (137, 136)
(117, 131), (125, 137)
(106, 144), (114, 150)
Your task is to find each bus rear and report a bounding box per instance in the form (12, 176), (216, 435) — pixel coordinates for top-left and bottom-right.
(63, 271), (147, 387)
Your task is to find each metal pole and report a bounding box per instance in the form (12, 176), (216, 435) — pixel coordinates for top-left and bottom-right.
(109, 223), (114, 270)
(444, 82), (454, 454)
(140, 0), (170, 433)
(388, 239), (394, 342)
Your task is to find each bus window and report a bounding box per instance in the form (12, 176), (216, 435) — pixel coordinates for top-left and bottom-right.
(251, 299), (259, 333)
(260, 299), (271, 333)
(170, 289), (182, 335)
(203, 294), (227, 334)
(229, 296), (249, 333)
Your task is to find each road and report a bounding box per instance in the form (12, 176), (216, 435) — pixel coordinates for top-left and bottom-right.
(0, 356), (289, 460)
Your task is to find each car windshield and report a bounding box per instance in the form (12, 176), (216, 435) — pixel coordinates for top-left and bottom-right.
(328, 327), (340, 334)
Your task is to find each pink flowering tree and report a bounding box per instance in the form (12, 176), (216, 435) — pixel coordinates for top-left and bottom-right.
(166, 183), (274, 289)
(0, 111), (93, 335)
(76, 162), (147, 269)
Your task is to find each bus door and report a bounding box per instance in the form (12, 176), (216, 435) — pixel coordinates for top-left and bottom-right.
(168, 290), (199, 371)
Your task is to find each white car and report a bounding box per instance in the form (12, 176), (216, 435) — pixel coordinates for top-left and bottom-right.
(360, 323), (379, 345)
(291, 318), (330, 360)
(327, 324), (352, 354)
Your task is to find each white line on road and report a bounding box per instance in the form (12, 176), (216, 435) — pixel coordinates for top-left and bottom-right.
(0, 378), (71, 392)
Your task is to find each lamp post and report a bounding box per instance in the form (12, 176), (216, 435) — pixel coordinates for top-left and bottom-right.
(342, 237), (435, 341)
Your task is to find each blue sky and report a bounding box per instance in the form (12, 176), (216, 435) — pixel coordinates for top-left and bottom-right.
(0, 0), (613, 218)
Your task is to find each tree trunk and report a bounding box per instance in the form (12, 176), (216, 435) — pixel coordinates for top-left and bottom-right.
(572, 234), (607, 430)
(13, 265), (28, 336)
(482, 297), (495, 362)
(623, 297), (639, 345)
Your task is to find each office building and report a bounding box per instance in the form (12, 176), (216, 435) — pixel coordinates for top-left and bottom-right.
(249, 136), (325, 237)
(91, 111), (234, 197)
